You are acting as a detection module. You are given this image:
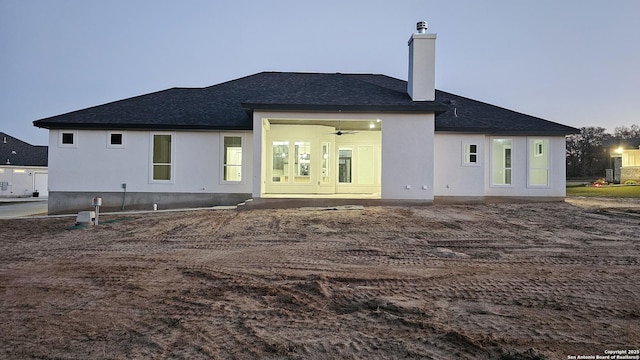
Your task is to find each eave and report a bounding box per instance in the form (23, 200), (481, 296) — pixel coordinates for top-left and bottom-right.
(33, 122), (252, 131)
(435, 126), (580, 136)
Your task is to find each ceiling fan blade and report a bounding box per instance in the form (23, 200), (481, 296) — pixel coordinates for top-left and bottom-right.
(333, 130), (358, 136)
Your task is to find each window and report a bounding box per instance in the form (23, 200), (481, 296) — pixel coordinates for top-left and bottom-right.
(294, 141), (311, 183)
(62, 133), (74, 144)
(529, 139), (549, 186)
(59, 131), (77, 147)
(463, 143), (479, 166)
(223, 136), (242, 182)
(534, 140), (544, 157)
(272, 141), (289, 182)
(321, 142), (330, 184)
(152, 134), (172, 181)
(492, 139), (512, 186)
(338, 149), (352, 183)
(111, 133), (123, 145)
(107, 131), (125, 148)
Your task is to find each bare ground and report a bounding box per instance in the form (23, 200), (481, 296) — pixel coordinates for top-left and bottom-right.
(1, 198), (639, 359)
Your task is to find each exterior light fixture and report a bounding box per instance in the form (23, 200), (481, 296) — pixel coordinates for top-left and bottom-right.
(615, 147), (623, 155)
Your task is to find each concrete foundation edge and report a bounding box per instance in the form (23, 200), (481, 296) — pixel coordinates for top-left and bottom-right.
(243, 196), (565, 209)
(433, 196), (566, 204)
(241, 198), (434, 210)
(48, 191), (252, 215)
(48, 192), (568, 214)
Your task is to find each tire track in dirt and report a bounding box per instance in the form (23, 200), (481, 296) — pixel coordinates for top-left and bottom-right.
(2, 201), (640, 358)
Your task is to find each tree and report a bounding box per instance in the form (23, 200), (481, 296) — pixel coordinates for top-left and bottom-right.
(566, 127), (610, 177)
(613, 124), (640, 139)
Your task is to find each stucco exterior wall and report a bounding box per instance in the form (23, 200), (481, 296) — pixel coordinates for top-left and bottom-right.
(47, 129), (252, 213)
(381, 113), (434, 200)
(252, 111), (434, 201)
(483, 136), (565, 198)
(434, 134), (566, 199)
(433, 133), (486, 197)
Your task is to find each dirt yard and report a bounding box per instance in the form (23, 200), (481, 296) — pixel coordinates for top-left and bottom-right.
(1, 198), (639, 359)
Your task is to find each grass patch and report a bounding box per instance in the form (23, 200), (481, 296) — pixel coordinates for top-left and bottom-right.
(566, 184), (640, 197)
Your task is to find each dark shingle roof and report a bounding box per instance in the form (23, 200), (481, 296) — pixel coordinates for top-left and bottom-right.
(434, 90), (579, 135)
(33, 72), (578, 135)
(0, 132), (48, 167)
(241, 73), (446, 112)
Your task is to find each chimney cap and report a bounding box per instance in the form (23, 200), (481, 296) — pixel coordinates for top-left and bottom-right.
(416, 21), (428, 33)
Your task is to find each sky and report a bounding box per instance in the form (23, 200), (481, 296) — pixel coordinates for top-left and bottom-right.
(1, 0), (639, 146)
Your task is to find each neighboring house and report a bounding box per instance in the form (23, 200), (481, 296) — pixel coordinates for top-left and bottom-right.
(0, 132), (48, 197)
(34, 22), (578, 214)
(603, 138), (640, 183)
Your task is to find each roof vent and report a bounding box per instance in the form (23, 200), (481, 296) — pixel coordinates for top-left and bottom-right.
(416, 21), (428, 33)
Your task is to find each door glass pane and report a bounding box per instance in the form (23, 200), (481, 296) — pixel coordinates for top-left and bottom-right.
(504, 148), (512, 185)
(294, 141), (311, 183)
(321, 142), (329, 183)
(272, 141), (289, 182)
(492, 139), (512, 185)
(338, 149), (352, 183)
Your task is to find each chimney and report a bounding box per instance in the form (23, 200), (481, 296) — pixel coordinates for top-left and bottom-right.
(407, 21), (436, 101)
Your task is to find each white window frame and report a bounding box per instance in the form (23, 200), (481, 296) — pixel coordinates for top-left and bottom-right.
(490, 138), (514, 187)
(221, 134), (244, 184)
(58, 130), (78, 148)
(462, 143), (480, 166)
(149, 132), (175, 183)
(533, 140), (544, 157)
(527, 138), (550, 188)
(338, 147), (353, 184)
(270, 140), (290, 184)
(107, 131), (126, 149)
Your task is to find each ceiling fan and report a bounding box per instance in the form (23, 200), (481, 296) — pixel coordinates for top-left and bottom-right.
(330, 120), (358, 136)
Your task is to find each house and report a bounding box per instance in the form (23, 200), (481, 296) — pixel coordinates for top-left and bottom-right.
(603, 138), (640, 183)
(621, 146), (640, 183)
(0, 132), (48, 197)
(33, 22), (578, 214)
